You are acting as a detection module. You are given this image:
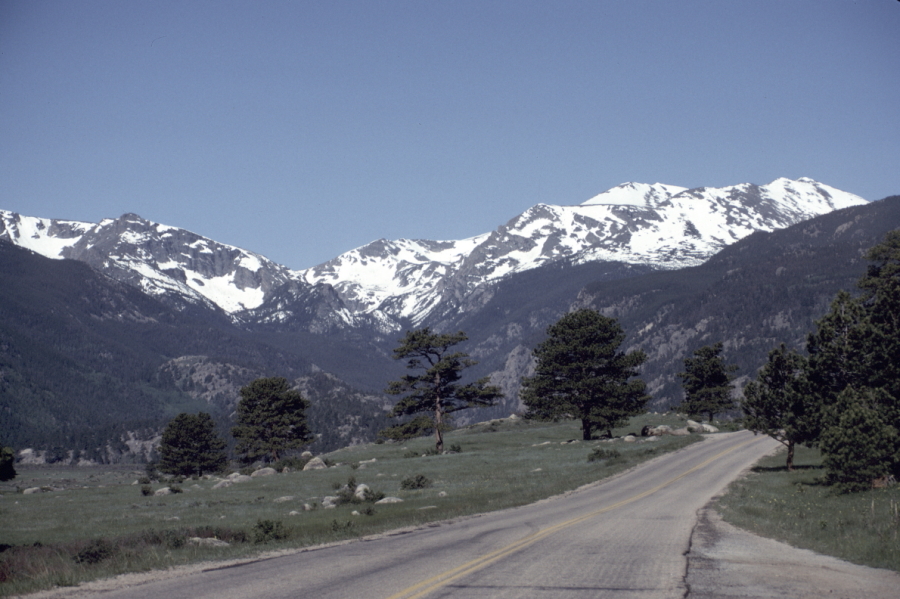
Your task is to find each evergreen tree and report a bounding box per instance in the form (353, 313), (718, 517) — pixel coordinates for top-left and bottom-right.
(521, 309), (649, 440)
(806, 231), (900, 487)
(232, 377), (314, 462)
(384, 328), (502, 452)
(678, 343), (738, 422)
(157, 412), (227, 477)
(742, 344), (818, 470)
(820, 388), (897, 493)
(0, 445), (16, 482)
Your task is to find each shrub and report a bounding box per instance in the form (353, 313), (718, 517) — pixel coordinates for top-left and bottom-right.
(253, 519), (288, 544)
(162, 529), (185, 549)
(448, 443), (462, 453)
(140, 485), (152, 496)
(400, 474), (432, 490)
(587, 448), (621, 462)
(73, 539), (113, 565)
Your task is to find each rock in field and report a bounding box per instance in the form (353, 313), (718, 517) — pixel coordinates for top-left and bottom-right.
(303, 457), (327, 471)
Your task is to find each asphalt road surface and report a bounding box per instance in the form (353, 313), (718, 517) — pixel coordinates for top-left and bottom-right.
(74, 431), (782, 599)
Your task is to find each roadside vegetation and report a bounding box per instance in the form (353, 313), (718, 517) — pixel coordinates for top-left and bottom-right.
(0, 414), (698, 597)
(716, 444), (900, 571)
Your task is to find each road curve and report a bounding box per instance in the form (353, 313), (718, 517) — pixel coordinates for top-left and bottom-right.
(76, 431), (780, 599)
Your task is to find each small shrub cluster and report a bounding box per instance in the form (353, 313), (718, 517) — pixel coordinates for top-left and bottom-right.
(253, 519), (289, 544)
(332, 476), (385, 505)
(587, 448), (622, 462)
(72, 539), (113, 565)
(400, 474), (432, 490)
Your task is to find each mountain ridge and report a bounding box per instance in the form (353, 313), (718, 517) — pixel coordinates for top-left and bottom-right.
(0, 177), (866, 333)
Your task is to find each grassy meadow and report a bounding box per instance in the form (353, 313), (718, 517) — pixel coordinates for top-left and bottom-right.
(716, 443), (900, 571)
(0, 414), (698, 597)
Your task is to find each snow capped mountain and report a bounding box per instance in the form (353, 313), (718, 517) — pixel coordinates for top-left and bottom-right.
(1, 177), (866, 330)
(0, 211), (300, 313)
(297, 177), (866, 325)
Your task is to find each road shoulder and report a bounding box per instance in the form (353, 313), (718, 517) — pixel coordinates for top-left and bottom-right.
(685, 506), (900, 599)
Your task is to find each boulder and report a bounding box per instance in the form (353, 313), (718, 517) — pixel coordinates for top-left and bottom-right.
(671, 427), (691, 436)
(650, 425), (672, 436)
(288, 510), (300, 516)
(212, 480), (233, 489)
(251, 467), (277, 478)
(230, 474), (252, 483)
(273, 496), (294, 503)
(375, 496), (404, 504)
(438, 491), (448, 497)
(303, 457), (328, 471)
(354, 484), (370, 501)
(303, 503), (313, 511)
(623, 435), (637, 443)
(154, 487), (172, 496)
(701, 423), (719, 433)
(22, 487), (42, 495)
(301, 451), (313, 458)
(322, 496), (339, 508)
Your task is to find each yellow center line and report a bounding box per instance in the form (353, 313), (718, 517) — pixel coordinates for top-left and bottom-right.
(384, 435), (762, 599)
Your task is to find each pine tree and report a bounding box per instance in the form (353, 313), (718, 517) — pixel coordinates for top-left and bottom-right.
(384, 328), (502, 452)
(232, 377), (314, 462)
(742, 344), (818, 470)
(521, 309), (649, 441)
(820, 388), (897, 493)
(157, 412), (227, 477)
(806, 231), (900, 487)
(678, 343), (738, 422)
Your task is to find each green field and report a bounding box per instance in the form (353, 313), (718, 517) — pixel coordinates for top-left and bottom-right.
(0, 414), (698, 596)
(716, 444), (900, 571)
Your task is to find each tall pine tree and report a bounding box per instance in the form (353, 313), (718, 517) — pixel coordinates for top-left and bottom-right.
(385, 329), (501, 452)
(232, 377), (314, 462)
(742, 344), (817, 470)
(158, 412), (227, 477)
(521, 309), (648, 440)
(678, 343), (738, 422)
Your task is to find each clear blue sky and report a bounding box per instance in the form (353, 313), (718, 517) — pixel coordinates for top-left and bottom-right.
(2, 1), (898, 269)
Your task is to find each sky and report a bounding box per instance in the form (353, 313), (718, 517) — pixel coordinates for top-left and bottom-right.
(1, 1), (898, 270)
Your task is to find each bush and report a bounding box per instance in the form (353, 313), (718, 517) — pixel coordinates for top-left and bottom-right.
(400, 474), (432, 490)
(73, 539), (113, 565)
(253, 519), (288, 544)
(587, 448), (622, 462)
(140, 485), (152, 496)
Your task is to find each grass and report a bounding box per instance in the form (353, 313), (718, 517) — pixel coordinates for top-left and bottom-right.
(0, 414), (701, 596)
(716, 443), (900, 572)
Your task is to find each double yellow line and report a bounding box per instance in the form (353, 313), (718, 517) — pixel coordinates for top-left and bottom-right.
(385, 435), (761, 599)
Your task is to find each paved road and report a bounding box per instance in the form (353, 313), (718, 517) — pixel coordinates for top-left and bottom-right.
(85, 431), (780, 599)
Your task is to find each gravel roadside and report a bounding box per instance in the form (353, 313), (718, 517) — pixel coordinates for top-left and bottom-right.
(685, 506), (900, 598)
